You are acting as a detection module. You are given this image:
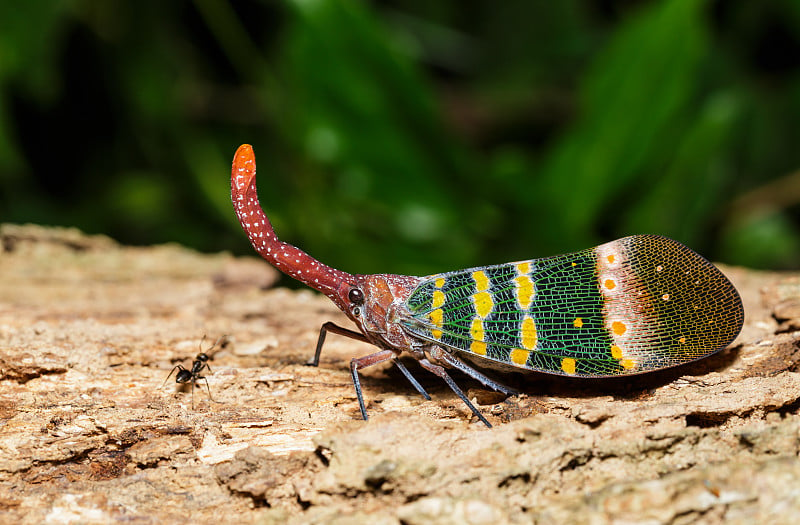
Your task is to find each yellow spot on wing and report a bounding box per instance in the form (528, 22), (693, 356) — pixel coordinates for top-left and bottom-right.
(470, 317), (484, 341)
(510, 348), (529, 366)
(430, 308), (443, 327)
(430, 306), (444, 338)
(612, 321), (627, 336)
(474, 291), (493, 318)
(435, 277), (445, 288)
(432, 290), (446, 309)
(473, 270), (490, 292)
(610, 345), (622, 359)
(573, 317), (583, 328)
(470, 341), (487, 355)
(515, 275), (535, 309)
(521, 316), (537, 350)
(516, 262), (531, 275)
(620, 359), (635, 370)
(561, 358), (576, 375)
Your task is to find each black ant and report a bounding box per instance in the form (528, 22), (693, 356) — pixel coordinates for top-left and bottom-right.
(163, 336), (226, 408)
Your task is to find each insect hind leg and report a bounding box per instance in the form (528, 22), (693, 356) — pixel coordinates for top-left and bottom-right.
(430, 346), (518, 396)
(392, 358), (431, 400)
(162, 365), (185, 387)
(193, 375), (216, 409)
(417, 357), (492, 428)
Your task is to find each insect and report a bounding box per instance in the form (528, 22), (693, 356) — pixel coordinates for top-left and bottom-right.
(163, 336), (225, 408)
(231, 144), (744, 427)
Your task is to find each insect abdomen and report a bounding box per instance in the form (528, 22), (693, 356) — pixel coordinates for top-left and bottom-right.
(403, 235), (743, 377)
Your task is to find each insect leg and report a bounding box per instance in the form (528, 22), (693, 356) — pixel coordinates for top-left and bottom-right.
(309, 321), (370, 366)
(430, 346), (518, 396)
(417, 358), (492, 428)
(350, 349), (396, 420)
(198, 375), (216, 403)
(162, 365), (182, 387)
(391, 358), (431, 400)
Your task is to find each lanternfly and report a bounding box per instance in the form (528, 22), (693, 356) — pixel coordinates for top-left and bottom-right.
(231, 144), (744, 427)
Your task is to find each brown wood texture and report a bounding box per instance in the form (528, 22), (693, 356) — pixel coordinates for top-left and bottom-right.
(1, 224), (799, 524)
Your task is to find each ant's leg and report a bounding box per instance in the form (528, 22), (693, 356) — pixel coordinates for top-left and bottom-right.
(162, 365), (182, 387)
(198, 376), (216, 403)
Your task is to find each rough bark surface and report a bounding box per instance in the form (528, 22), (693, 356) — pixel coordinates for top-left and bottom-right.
(1, 224), (798, 524)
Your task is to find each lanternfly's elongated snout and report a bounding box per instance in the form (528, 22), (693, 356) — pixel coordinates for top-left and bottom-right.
(231, 144), (359, 312)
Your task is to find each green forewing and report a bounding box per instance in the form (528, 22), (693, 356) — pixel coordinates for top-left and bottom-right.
(400, 235), (744, 377)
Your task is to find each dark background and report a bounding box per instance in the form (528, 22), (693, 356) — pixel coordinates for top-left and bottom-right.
(2, 0), (799, 277)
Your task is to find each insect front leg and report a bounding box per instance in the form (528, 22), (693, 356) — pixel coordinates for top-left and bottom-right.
(309, 322), (371, 366)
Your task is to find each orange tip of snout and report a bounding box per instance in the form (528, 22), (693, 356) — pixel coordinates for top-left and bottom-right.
(232, 144), (256, 191)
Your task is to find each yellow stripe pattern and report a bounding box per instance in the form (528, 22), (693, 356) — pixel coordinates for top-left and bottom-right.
(432, 290), (446, 309)
(514, 263), (535, 310)
(469, 270), (493, 355)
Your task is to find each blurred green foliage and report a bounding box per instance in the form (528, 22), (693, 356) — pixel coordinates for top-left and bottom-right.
(1, 0), (799, 276)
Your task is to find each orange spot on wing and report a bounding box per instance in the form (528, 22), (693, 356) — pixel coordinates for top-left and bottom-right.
(612, 321), (627, 336)
(561, 358), (576, 375)
(573, 317), (583, 328)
